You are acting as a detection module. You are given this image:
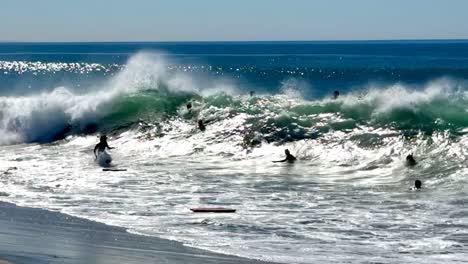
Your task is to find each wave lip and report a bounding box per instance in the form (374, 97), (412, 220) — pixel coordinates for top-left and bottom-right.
(339, 80), (468, 131)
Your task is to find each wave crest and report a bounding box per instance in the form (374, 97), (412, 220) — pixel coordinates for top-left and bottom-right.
(0, 53), (467, 146)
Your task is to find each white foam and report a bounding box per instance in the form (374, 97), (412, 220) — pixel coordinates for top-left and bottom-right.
(342, 79), (457, 116)
(0, 53), (224, 144)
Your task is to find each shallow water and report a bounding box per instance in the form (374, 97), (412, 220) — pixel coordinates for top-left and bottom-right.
(0, 130), (467, 263)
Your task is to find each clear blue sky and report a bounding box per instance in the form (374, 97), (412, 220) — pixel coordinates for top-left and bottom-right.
(1, 0), (468, 42)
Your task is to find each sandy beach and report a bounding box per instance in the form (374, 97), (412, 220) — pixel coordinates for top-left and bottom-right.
(0, 202), (272, 264)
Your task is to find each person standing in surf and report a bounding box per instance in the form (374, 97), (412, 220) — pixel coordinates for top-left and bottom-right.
(94, 135), (114, 159)
(198, 119), (206, 131)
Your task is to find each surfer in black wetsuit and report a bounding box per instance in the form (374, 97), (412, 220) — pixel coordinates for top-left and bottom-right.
(410, 180), (422, 190)
(333, 90), (340, 99)
(198, 119), (206, 131)
(94, 135), (114, 158)
(406, 154), (416, 166)
(273, 149), (296, 163)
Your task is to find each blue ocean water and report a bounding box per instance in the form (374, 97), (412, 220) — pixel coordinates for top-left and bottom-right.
(2, 40), (468, 96)
(0, 41), (467, 263)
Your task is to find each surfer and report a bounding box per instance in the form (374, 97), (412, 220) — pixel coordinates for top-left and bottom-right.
(273, 149), (296, 163)
(249, 91), (255, 97)
(186, 102), (192, 111)
(406, 154), (416, 166)
(410, 180), (422, 190)
(94, 135), (114, 159)
(198, 119), (206, 131)
(333, 90), (340, 99)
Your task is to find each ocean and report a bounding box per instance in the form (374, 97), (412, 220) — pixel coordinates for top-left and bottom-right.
(0, 41), (467, 263)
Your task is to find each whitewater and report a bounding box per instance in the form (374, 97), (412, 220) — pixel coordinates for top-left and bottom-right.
(0, 42), (468, 263)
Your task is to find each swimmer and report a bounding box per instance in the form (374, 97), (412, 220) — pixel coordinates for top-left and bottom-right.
(333, 90), (340, 99)
(94, 135), (114, 159)
(186, 102), (192, 110)
(410, 180), (422, 190)
(273, 149), (296, 163)
(198, 119), (206, 131)
(406, 154), (416, 166)
(249, 91), (255, 97)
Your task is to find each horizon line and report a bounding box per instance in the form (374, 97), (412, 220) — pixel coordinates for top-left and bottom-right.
(1, 38), (468, 44)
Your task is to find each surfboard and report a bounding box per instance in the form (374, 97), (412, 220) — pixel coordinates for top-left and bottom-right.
(190, 208), (236, 213)
(102, 168), (127, 172)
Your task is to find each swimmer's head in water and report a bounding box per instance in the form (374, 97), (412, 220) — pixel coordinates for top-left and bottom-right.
(406, 154), (416, 166)
(187, 102), (192, 109)
(415, 180), (422, 189)
(333, 90), (340, 99)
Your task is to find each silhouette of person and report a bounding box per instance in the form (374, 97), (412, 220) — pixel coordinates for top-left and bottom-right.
(410, 180), (422, 190)
(406, 154), (416, 166)
(333, 90), (340, 99)
(198, 119), (206, 131)
(273, 149), (296, 163)
(94, 135), (114, 158)
(249, 91), (255, 97)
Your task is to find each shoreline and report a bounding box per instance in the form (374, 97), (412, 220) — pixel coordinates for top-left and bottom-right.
(0, 202), (274, 264)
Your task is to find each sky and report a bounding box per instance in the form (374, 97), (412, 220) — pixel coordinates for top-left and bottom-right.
(1, 0), (468, 42)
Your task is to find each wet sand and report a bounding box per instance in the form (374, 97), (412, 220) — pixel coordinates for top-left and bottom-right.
(0, 202), (273, 264)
